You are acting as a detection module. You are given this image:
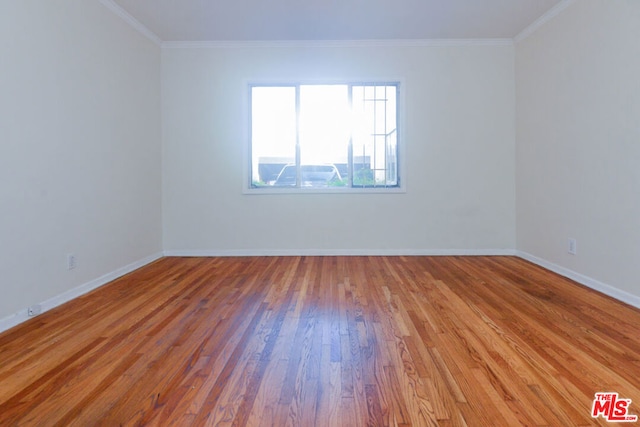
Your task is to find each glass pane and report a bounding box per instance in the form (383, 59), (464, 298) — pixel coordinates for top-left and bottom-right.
(386, 87), (397, 131)
(351, 84), (398, 187)
(384, 86), (398, 186)
(250, 83), (398, 190)
(298, 85), (350, 187)
(251, 86), (296, 187)
(386, 129), (398, 185)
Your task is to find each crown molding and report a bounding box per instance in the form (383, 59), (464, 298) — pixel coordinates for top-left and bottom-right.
(514, 0), (576, 43)
(96, 0), (570, 49)
(98, 0), (162, 46)
(161, 38), (513, 50)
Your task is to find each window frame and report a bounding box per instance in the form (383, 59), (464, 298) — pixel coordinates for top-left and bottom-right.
(243, 80), (406, 194)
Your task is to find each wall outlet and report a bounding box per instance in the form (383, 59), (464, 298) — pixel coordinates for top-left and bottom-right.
(28, 304), (42, 317)
(568, 238), (577, 255)
(67, 253), (77, 270)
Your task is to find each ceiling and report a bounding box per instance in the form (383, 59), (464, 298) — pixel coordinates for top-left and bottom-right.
(109, 0), (565, 42)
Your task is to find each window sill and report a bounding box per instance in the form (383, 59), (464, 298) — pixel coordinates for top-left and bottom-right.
(243, 186), (406, 195)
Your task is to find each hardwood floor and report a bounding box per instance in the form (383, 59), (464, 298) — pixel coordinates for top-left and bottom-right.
(0, 256), (639, 426)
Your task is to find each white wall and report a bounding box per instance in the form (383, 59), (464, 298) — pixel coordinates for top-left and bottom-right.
(162, 43), (516, 254)
(0, 1), (162, 321)
(516, 0), (640, 301)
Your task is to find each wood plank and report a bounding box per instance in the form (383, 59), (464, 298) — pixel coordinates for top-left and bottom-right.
(0, 256), (639, 426)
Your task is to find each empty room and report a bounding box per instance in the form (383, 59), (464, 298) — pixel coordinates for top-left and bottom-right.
(1, 0), (639, 425)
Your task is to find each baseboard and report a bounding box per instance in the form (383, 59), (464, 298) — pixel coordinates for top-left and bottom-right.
(516, 251), (640, 310)
(0, 252), (164, 334)
(163, 248), (518, 257)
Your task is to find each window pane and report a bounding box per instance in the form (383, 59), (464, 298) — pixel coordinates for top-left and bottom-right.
(386, 87), (397, 131)
(249, 83), (399, 190)
(251, 86), (296, 186)
(386, 129), (398, 185)
(351, 84), (398, 187)
(299, 85), (350, 187)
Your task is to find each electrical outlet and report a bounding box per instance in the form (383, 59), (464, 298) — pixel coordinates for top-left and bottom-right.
(28, 304), (42, 317)
(568, 238), (577, 255)
(67, 253), (77, 270)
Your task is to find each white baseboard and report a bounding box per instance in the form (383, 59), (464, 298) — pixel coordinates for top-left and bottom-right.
(516, 251), (640, 310)
(163, 248), (518, 257)
(0, 252), (164, 334)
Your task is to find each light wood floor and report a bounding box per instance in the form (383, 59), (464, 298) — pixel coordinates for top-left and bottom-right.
(0, 256), (639, 426)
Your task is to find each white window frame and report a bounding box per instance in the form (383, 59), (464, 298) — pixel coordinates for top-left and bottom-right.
(243, 80), (406, 194)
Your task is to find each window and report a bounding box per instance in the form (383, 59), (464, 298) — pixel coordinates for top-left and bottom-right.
(249, 83), (400, 191)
